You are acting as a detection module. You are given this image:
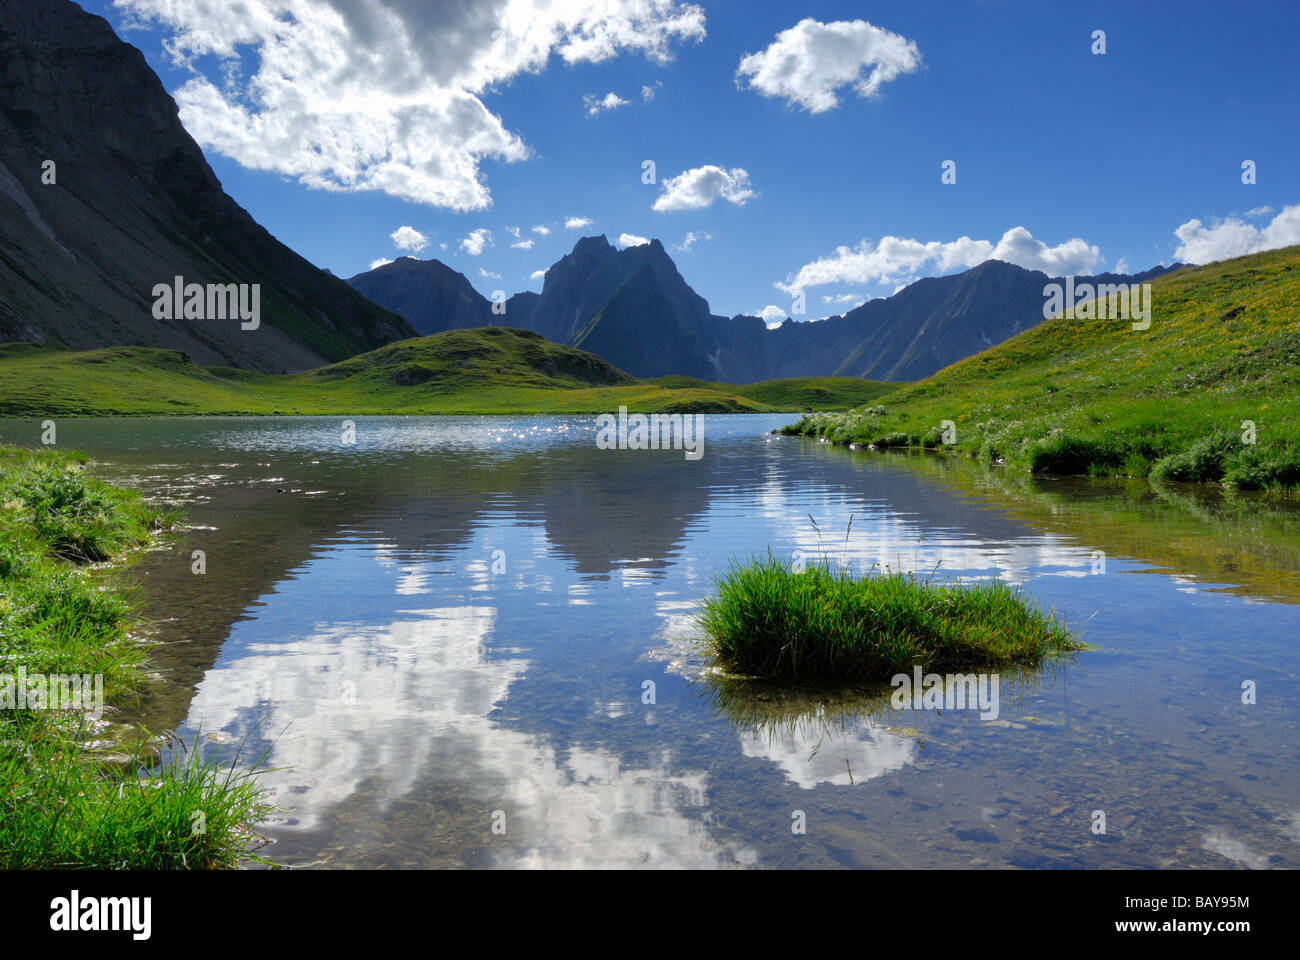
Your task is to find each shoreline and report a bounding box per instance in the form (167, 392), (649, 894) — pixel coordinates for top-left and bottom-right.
(0, 447), (272, 869)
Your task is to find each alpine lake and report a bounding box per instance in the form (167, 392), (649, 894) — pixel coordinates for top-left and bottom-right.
(4, 414), (1296, 869)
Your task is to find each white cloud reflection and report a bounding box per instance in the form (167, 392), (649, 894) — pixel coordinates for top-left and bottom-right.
(185, 581), (753, 866)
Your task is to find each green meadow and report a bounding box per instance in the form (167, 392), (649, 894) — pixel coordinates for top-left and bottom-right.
(0, 327), (896, 417)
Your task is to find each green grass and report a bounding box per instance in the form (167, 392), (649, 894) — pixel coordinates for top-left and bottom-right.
(783, 245), (1300, 491)
(695, 552), (1079, 683)
(0, 327), (897, 416)
(0, 447), (271, 868)
(1, 449), (154, 689)
(0, 724), (272, 869)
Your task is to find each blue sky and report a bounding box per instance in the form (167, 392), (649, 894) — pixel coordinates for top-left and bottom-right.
(89, 0), (1299, 323)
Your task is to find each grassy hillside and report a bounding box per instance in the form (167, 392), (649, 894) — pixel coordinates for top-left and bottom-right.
(785, 246), (1300, 491)
(0, 328), (897, 416)
(646, 375), (897, 410)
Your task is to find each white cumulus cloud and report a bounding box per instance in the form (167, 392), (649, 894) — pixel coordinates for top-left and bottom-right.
(616, 233), (651, 248)
(530, 269), (547, 281)
(736, 18), (921, 114)
(532, 225), (551, 235)
(460, 228), (493, 256)
(478, 267), (502, 279)
(756, 305), (788, 328)
(390, 225), (429, 252)
(776, 226), (1101, 293)
(672, 230), (712, 252)
(565, 216), (594, 229)
(368, 257), (393, 270)
(652, 165), (755, 212)
(583, 91), (629, 115)
(1173, 204), (1300, 263)
(116, 0), (707, 210)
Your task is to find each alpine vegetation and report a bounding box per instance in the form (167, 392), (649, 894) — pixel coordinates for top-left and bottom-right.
(696, 552), (1079, 683)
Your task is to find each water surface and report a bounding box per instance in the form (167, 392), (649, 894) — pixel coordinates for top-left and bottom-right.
(3, 415), (1295, 869)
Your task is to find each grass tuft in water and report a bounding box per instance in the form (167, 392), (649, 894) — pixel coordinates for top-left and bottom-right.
(696, 552), (1080, 682)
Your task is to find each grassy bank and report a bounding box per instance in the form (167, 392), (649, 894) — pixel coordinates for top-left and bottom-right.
(696, 553), (1079, 682)
(783, 245), (1300, 491)
(0, 327), (896, 417)
(0, 447), (269, 868)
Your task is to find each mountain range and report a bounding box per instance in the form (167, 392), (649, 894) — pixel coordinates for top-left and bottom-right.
(0, 0), (415, 373)
(348, 237), (1181, 383)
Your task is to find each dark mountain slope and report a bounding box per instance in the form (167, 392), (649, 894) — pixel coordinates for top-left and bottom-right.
(345, 257), (491, 335)
(0, 0), (414, 372)
(571, 265), (711, 379)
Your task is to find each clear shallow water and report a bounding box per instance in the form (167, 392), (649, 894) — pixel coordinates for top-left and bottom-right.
(3, 415), (1297, 869)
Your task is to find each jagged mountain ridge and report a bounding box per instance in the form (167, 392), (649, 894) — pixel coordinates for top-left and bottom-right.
(0, 0), (416, 372)
(347, 235), (1181, 382)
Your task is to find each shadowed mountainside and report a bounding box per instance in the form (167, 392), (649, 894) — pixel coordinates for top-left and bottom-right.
(0, 0), (416, 372)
